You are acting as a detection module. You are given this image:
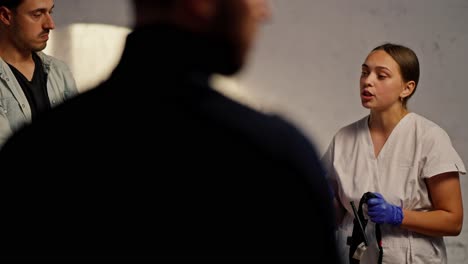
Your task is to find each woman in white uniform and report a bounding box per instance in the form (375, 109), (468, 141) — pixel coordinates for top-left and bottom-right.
(322, 43), (466, 264)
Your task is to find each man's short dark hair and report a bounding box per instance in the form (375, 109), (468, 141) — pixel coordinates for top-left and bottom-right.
(0, 0), (23, 9)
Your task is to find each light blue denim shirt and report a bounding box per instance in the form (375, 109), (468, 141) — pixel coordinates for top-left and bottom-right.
(0, 52), (78, 148)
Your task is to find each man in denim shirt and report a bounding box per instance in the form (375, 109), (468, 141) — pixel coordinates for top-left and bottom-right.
(0, 0), (78, 147)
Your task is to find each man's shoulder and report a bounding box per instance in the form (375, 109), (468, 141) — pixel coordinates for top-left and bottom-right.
(199, 89), (322, 172)
(203, 88), (317, 150)
(36, 52), (70, 70)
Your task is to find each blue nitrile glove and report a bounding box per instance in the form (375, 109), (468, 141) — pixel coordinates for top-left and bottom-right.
(367, 193), (403, 226)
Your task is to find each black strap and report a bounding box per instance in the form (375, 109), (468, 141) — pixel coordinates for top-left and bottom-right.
(347, 192), (383, 264)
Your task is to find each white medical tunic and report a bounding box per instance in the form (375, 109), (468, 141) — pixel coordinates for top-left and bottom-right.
(322, 113), (466, 264)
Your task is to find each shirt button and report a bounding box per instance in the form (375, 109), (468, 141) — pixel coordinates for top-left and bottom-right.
(52, 100), (56, 104)
(21, 104), (26, 108)
(6, 78), (9, 81)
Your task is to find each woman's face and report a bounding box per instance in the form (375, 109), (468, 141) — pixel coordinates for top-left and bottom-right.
(360, 50), (406, 112)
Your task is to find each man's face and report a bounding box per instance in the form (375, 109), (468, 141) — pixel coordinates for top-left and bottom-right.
(215, 0), (270, 74)
(10, 0), (55, 52)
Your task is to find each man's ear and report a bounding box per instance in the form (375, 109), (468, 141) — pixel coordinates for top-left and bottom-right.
(186, 0), (217, 22)
(0, 7), (13, 26)
(400, 80), (416, 99)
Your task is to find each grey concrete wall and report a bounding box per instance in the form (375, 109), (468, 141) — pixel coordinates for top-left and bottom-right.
(242, 1), (468, 263)
(54, 0), (133, 27)
(45, 0), (133, 90)
(49, 1), (468, 262)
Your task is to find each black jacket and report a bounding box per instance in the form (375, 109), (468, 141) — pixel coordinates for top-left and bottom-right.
(0, 25), (339, 262)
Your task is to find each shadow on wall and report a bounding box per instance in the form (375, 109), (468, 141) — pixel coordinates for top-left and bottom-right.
(44, 24), (131, 92)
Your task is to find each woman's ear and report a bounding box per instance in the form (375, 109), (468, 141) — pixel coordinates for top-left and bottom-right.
(401, 80), (416, 99)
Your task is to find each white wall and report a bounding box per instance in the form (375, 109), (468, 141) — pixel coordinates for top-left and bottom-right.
(50, 1), (468, 262)
(46, 0), (133, 91)
(243, 1), (468, 263)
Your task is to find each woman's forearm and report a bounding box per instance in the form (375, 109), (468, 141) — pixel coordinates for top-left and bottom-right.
(401, 209), (462, 236)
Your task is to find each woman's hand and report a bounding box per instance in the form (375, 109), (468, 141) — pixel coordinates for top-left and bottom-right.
(367, 192), (403, 226)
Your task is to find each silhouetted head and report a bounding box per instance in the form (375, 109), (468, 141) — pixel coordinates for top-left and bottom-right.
(133, 0), (271, 75)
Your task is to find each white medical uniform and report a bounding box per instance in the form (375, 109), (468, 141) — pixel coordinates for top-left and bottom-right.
(322, 113), (466, 264)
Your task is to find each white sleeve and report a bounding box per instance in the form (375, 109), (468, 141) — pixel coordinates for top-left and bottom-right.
(321, 138), (336, 181)
(421, 126), (466, 178)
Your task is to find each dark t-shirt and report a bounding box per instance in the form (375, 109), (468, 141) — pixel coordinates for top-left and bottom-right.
(7, 53), (50, 120)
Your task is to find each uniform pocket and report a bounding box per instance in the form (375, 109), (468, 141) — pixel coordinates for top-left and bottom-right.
(412, 235), (446, 264)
